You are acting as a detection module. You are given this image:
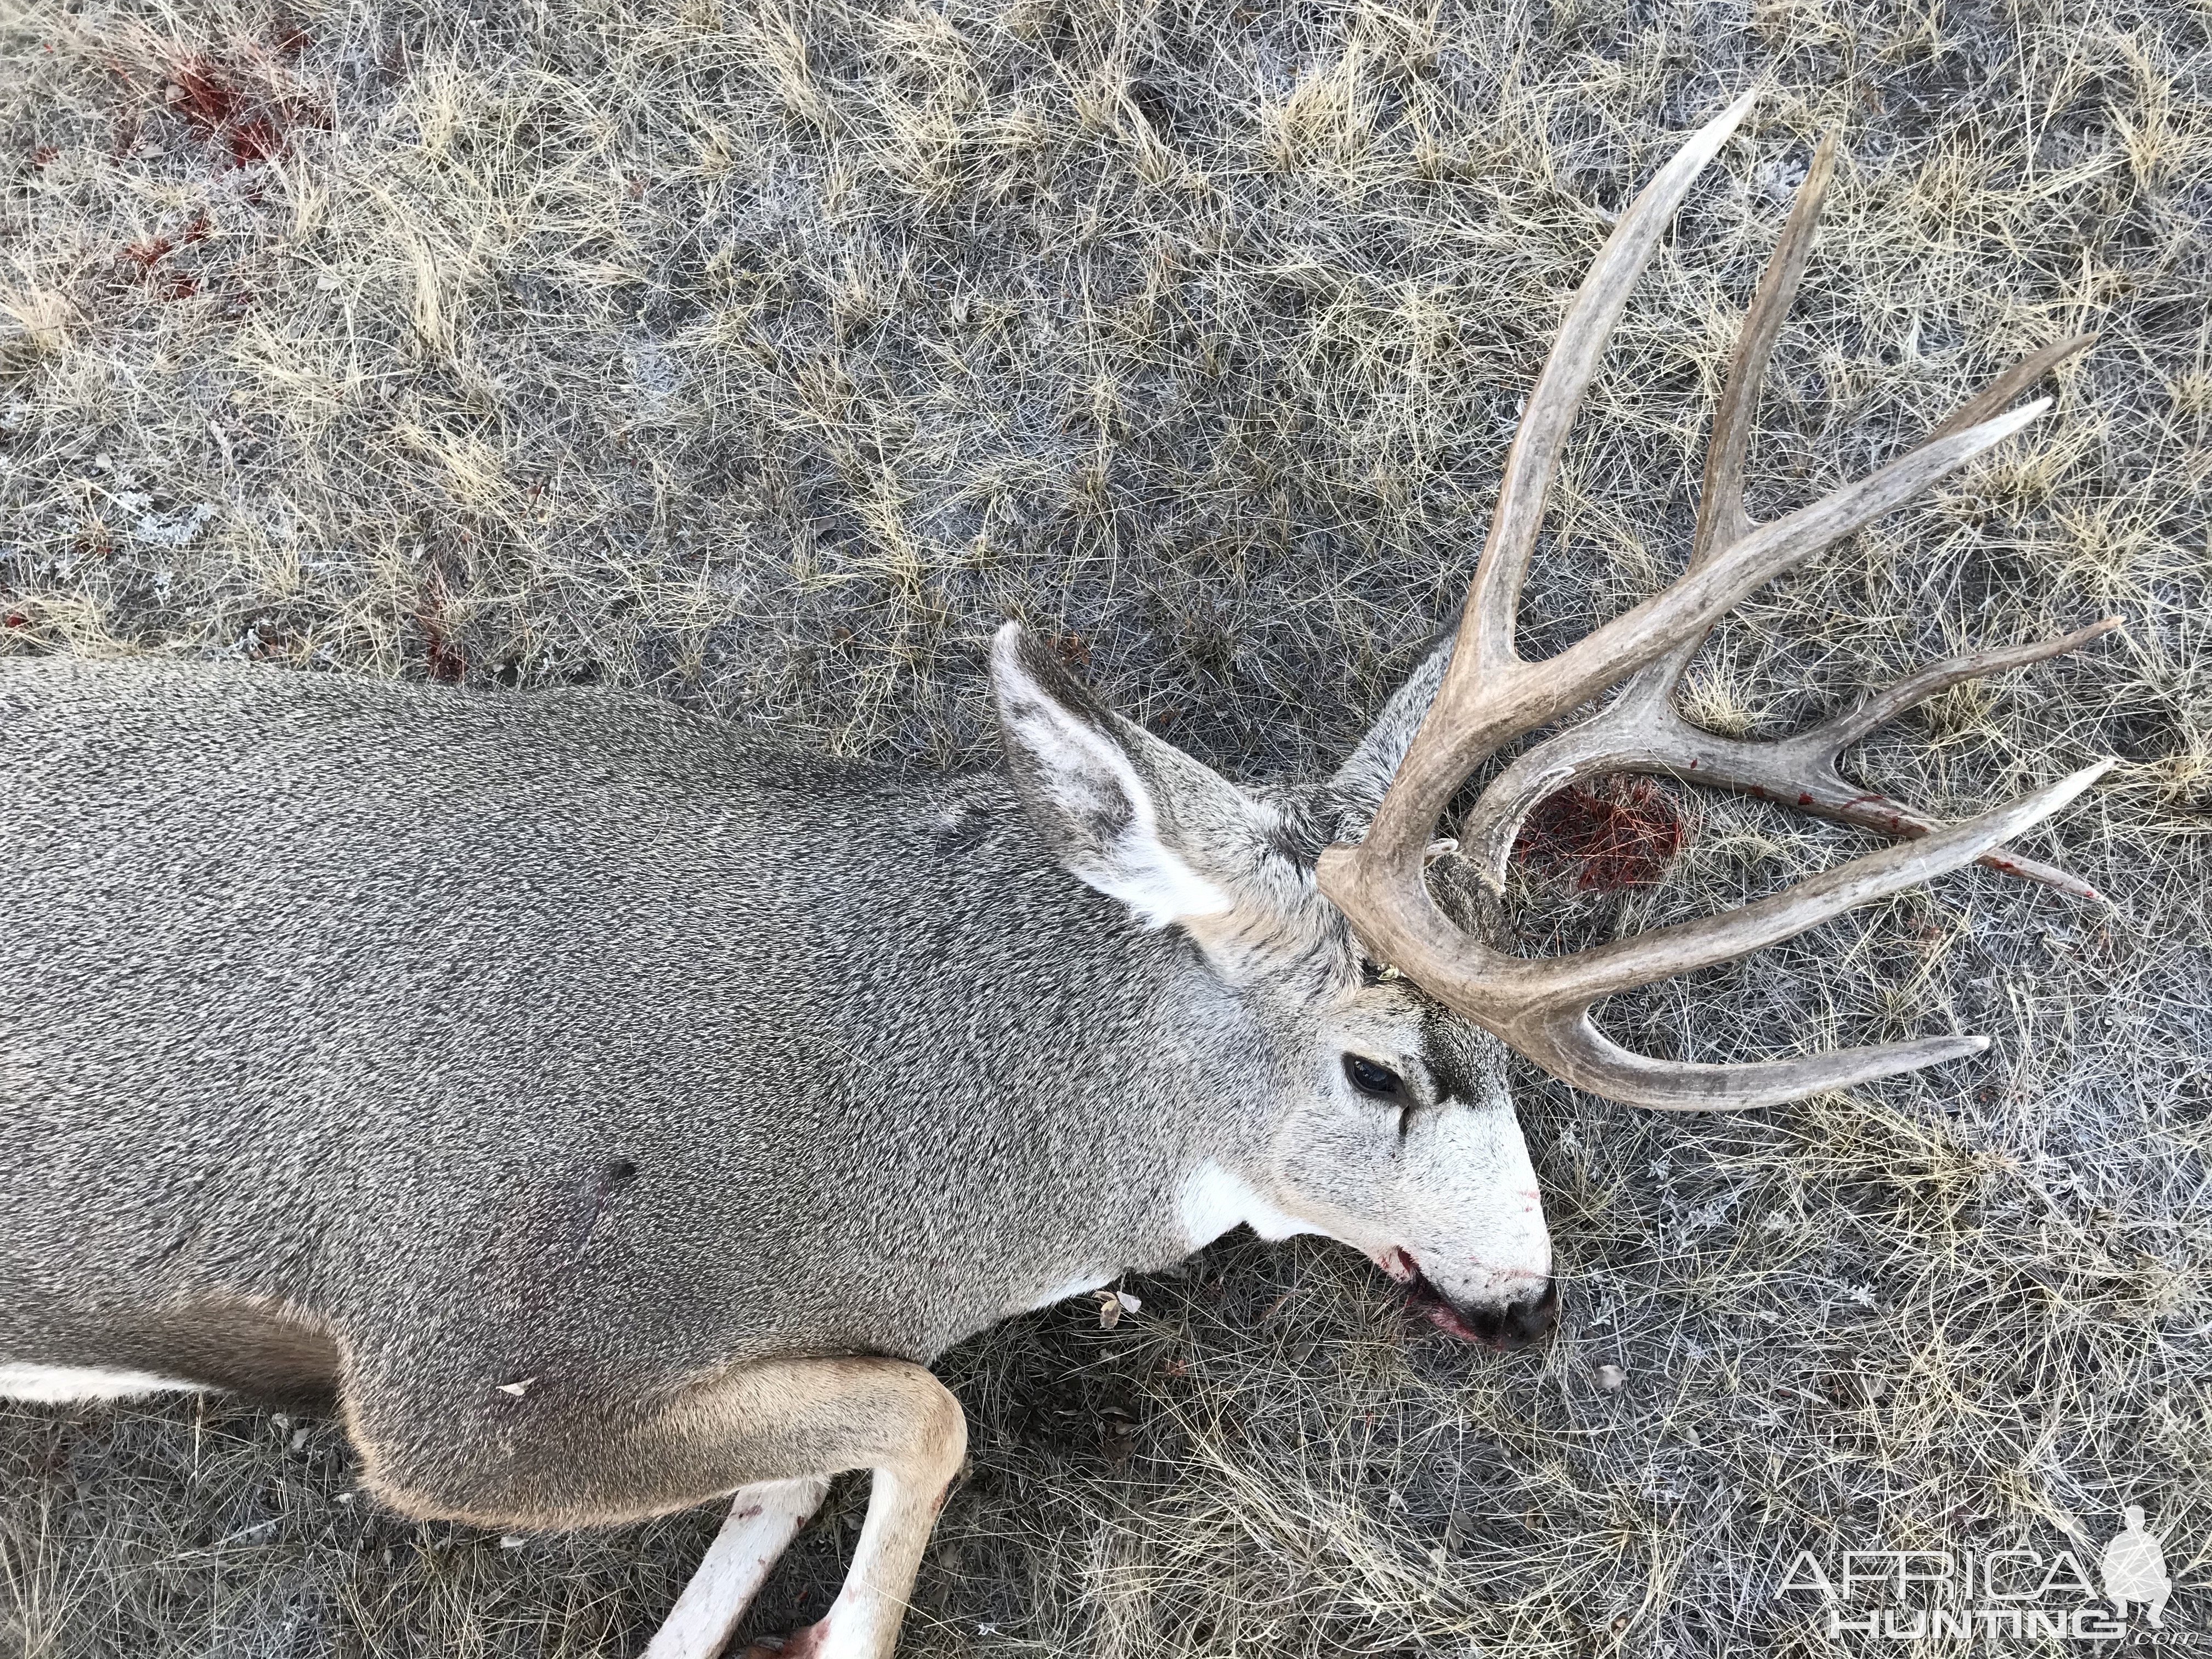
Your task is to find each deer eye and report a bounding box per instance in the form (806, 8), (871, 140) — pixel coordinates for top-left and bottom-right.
(1343, 1054), (1406, 1101)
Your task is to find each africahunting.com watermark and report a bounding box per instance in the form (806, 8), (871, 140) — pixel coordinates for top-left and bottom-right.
(1778, 1508), (2177, 1642)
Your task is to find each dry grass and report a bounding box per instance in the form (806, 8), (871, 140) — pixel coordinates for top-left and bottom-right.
(3, 0), (2209, 1654)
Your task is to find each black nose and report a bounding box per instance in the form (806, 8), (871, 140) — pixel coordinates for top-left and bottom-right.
(1459, 1279), (1558, 1350)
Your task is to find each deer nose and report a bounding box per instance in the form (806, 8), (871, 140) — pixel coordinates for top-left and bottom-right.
(1458, 1278), (1558, 1350)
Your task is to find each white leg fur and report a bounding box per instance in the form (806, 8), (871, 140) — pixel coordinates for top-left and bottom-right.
(0, 1363), (204, 1403)
(794, 1463), (952, 1659)
(645, 1476), (832, 1659)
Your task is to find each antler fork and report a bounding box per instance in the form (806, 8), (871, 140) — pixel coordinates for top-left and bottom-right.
(1451, 131), (2114, 903)
(1316, 92), (2113, 1110)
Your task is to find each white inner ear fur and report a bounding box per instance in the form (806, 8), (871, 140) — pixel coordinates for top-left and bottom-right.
(994, 652), (1232, 929)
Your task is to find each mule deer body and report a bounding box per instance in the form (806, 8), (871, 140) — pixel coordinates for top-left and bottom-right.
(1, 647), (1550, 1658)
(2, 95), (2111, 1659)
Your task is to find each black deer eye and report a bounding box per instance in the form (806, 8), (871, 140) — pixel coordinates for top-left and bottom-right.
(1343, 1054), (1406, 1101)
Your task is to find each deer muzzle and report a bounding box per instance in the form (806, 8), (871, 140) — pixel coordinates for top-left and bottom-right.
(1385, 1249), (1558, 1350)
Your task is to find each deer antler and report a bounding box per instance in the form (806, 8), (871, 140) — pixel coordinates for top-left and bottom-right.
(1314, 92), (2113, 1110)
(1449, 129), (2115, 902)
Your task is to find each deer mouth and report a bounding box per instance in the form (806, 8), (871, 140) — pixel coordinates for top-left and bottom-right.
(1373, 1246), (1556, 1349)
(1400, 1269), (1491, 1343)
(1373, 1246), (1477, 1341)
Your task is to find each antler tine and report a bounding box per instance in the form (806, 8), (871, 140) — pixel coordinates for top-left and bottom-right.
(1317, 99), (2115, 1111)
(1516, 133), (1835, 822)
(1499, 760), (2112, 1023)
(1509, 764), (2111, 1105)
(1457, 88), (1762, 685)
(1816, 617), (2121, 750)
(1411, 759), (2109, 1111)
(1925, 330), (2100, 444)
(1693, 131), (1838, 564)
(1454, 613), (2118, 901)
(1522, 1020), (1988, 1113)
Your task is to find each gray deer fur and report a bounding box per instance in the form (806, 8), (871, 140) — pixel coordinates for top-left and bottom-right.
(1, 625), (1550, 1658)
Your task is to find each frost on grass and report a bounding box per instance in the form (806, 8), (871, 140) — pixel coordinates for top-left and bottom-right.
(2, 1), (2209, 1656)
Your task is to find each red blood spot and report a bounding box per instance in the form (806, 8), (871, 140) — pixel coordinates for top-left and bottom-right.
(32, 144), (59, 167)
(156, 271), (200, 301)
(162, 54), (304, 170)
(4, 613), (28, 628)
(426, 630), (465, 684)
(1513, 775), (1688, 893)
(227, 117), (280, 166)
(180, 214), (212, 244)
(167, 55), (241, 133)
(123, 234), (173, 269)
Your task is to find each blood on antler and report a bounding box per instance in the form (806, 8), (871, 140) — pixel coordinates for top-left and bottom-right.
(1316, 92), (2113, 1110)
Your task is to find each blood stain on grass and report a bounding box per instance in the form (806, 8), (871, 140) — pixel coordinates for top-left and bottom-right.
(1513, 775), (1688, 893)
(228, 119), (281, 167)
(161, 52), (315, 171)
(166, 55), (242, 134)
(122, 223), (206, 296)
(426, 633), (466, 683)
(421, 606), (466, 684)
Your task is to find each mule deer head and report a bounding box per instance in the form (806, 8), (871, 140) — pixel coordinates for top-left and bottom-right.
(993, 624), (1557, 1344)
(995, 86), (2111, 1342)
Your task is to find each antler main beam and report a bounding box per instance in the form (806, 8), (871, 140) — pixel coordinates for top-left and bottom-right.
(1315, 94), (2112, 1111)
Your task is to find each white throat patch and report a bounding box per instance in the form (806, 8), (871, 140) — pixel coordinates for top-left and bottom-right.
(1178, 1159), (1325, 1249)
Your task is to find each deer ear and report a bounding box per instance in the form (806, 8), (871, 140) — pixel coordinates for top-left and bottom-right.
(1327, 620), (1456, 837)
(990, 623), (1268, 932)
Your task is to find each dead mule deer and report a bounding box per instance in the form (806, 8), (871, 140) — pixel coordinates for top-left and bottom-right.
(0, 92), (2112, 1659)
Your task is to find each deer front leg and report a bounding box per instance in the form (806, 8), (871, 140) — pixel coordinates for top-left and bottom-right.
(719, 1365), (968, 1659)
(646, 1476), (831, 1659)
(737, 1430), (962, 1659)
(347, 1356), (966, 1659)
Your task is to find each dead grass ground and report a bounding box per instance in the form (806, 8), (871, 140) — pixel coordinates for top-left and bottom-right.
(2, 0), (2208, 1655)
